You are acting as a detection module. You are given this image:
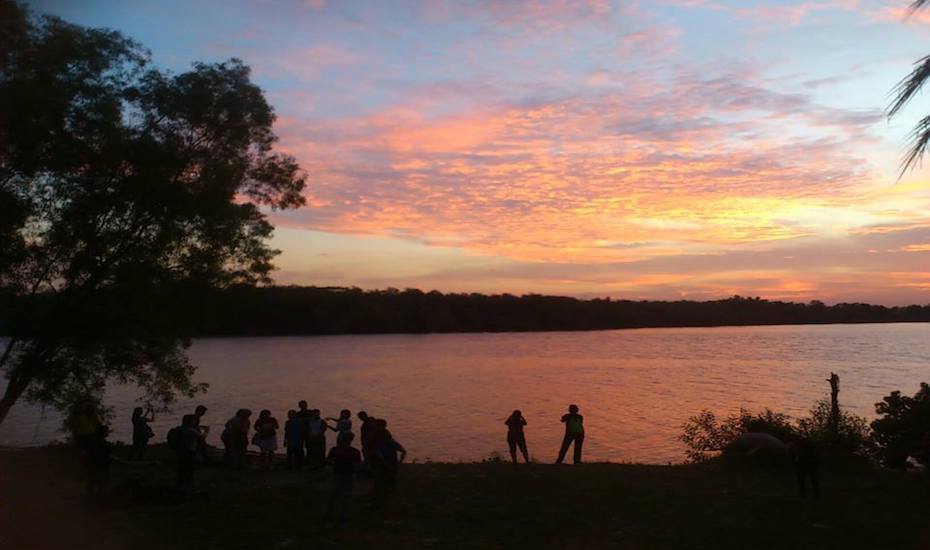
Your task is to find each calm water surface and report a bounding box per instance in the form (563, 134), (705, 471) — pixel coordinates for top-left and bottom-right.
(1, 323), (928, 463)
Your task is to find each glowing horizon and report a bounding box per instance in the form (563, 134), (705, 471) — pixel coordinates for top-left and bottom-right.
(35, 0), (930, 304)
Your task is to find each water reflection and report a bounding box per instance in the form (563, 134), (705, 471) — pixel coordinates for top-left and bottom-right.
(1, 323), (927, 463)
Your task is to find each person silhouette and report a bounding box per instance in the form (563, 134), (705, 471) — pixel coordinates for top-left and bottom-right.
(221, 409), (251, 469)
(327, 409), (353, 436)
(789, 435), (820, 500)
(70, 401), (111, 500)
(296, 400), (312, 459)
(357, 411), (377, 472)
(173, 414), (200, 497)
(284, 409), (306, 470)
(306, 409), (328, 470)
(192, 405), (211, 463)
(129, 406), (155, 460)
(253, 409), (279, 469)
(505, 410), (529, 464)
(556, 404), (584, 465)
(372, 419), (406, 510)
(324, 431), (362, 522)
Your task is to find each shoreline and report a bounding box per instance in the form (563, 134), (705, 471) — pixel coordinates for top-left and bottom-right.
(2, 445), (928, 549)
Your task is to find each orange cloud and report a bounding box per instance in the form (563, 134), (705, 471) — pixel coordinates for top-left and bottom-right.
(273, 63), (898, 267)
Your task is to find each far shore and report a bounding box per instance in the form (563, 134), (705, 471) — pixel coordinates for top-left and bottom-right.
(3, 319), (928, 341)
(4, 288), (929, 338)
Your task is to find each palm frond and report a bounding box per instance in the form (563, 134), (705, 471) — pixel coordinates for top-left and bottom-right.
(891, 2), (930, 175)
(899, 114), (930, 176)
(888, 55), (930, 118)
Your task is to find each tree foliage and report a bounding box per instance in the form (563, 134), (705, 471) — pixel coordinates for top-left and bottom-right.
(70, 286), (930, 336)
(871, 383), (930, 469)
(796, 399), (873, 455)
(0, 1), (305, 422)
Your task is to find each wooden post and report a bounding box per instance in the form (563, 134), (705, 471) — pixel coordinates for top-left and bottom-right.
(827, 372), (840, 440)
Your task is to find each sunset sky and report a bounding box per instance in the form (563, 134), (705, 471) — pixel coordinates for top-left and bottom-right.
(35, 0), (930, 304)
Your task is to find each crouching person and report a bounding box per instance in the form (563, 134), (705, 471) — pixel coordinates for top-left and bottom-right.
(324, 432), (362, 522)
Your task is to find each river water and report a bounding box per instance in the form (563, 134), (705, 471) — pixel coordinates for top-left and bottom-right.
(1, 323), (927, 463)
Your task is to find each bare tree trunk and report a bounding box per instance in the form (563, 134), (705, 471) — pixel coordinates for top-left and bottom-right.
(827, 372), (840, 440)
(0, 373), (29, 425)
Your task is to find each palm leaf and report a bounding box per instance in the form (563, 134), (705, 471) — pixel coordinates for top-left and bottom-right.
(888, 55), (930, 118)
(899, 114), (930, 176)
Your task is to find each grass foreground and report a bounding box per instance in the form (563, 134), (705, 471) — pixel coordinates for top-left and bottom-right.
(1, 445), (929, 549)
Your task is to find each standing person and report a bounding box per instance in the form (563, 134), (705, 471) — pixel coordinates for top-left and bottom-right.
(295, 400), (312, 459)
(357, 411), (377, 471)
(284, 410), (306, 470)
(327, 409), (353, 436)
(556, 404), (585, 465)
(169, 414), (200, 498)
(222, 409), (252, 469)
(192, 405), (211, 462)
(790, 436), (821, 500)
(306, 409), (328, 469)
(129, 407), (155, 460)
(371, 419), (406, 510)
(253, 409), (280, 469)
(505, 410), (530, 464)
(68, 401), (111, 500)
(324, 432), (362, 522)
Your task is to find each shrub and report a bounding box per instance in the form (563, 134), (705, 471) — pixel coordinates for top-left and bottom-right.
(679, 408), (796, 462)
(796, 399), (873, 457)
(871, 383), (930, 469)
(681, 402), (874, 463)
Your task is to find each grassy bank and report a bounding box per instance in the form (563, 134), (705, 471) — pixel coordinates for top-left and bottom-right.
(1, 445), (928, 549)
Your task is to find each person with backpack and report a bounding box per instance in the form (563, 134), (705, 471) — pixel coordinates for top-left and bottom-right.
(556, 404), (584, 465)
(371, 419), (406, 510)
(129, 406), (155, 460)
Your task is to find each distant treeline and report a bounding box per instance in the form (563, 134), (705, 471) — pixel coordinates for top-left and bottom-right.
(2, 286), (929, 336)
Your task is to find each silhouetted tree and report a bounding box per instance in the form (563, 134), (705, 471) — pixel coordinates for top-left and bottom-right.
(888, 0), (930, 174)
(871, 383), (930, 469)
(0, 2), (305, 424)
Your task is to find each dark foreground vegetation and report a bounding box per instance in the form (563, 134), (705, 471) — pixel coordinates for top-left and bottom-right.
(5, 286), (928, 337)
(1, 445), (929, 550)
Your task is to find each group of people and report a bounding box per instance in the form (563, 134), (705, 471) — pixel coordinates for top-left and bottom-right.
(75, 399), (589, 515)
(130, 402), (588, 473)
(127, 401), (408, 518)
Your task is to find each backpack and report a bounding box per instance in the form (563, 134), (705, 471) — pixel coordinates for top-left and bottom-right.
(166, 426), (184, 451)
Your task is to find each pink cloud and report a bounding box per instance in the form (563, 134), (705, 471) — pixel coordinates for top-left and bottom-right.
(268, 61), (893, 268)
